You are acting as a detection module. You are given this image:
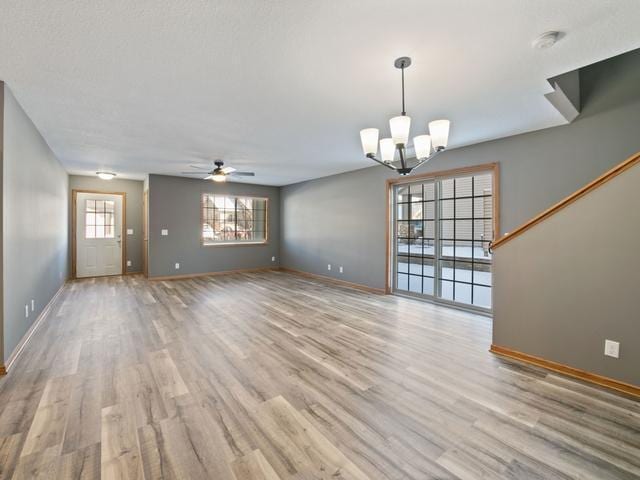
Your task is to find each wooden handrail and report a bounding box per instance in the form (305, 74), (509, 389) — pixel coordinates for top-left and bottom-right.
(492, 150), (640, 249)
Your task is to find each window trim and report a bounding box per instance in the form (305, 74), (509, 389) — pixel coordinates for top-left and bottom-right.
(200, 193), (269, 247)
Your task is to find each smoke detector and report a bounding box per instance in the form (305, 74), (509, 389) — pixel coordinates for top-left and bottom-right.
(533, 31), (561, 49)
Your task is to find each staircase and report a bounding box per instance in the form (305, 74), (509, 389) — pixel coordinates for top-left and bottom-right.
(490, 151), (640, 397)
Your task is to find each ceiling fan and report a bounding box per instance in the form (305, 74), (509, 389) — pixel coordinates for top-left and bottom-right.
(181, 160), (255, 182)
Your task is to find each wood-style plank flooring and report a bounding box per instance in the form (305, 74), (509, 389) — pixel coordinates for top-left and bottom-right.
(0, 271), (639, 479)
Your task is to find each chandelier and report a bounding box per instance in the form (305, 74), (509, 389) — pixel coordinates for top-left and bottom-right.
(359, 57), (451, 175)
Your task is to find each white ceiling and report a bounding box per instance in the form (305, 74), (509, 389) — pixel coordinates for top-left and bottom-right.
(1, 1), (639, 186)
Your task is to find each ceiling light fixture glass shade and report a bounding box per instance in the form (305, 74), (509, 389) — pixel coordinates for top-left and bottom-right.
(413, 135), (432, 159)
(429, 119), (450, 150)
(380, 138), (396, 163)
(360, 128), (379, 156)
(358, 56), (451, 176)
(96, 171), (116, 180)
(211, 173), (226, 182)
(389, 115), (411, 146)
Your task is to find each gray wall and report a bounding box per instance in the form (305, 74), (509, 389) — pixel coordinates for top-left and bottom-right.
(148, 174), (279, 277)
(2, 84), (68, 363)
(280, 49), (640, 290)
(494, 161), (640, 386)
(68, 175), (144, 274)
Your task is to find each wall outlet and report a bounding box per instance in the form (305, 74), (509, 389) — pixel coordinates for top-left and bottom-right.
(31, 299), (35, 312)
(127, 228), (134, 235)
(327, 264), (331, 271)
(339, 266), (343, 273)
(127, 260), (132, 267)
(271, 256), (276, 262)
(161, 229), (169, 236)
(175, 263), (180, 270)
(25, 305), (29, 318)
(604, 340), (620, 358)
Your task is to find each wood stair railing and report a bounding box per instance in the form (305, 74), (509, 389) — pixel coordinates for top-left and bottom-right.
(492, 150), (640, 250)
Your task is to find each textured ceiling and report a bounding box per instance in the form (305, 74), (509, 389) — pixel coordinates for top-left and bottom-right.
(1, 1), (640, 185)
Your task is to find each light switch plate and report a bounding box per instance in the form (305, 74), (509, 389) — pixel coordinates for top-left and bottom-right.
(339, 266), (343, 273)
(161, 229), (168, 236)
(127, 228), (134, 235)
(604, 340), (619, 358)
(271, 256), (276, 262)
(327, 264), (331, 271)
(127, 260), (132, 267)
(175, 263), (180, 270)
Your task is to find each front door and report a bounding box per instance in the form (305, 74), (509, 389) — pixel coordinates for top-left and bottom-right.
(76, 192), (123, 278)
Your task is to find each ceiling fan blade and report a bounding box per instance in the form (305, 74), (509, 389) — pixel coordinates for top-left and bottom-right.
(221, 166), (236, 174)
(190, 164), (212, 169)
(204, 175), (214, 180)
(229, 171), (255, 177)
(180, 171), (210, 175)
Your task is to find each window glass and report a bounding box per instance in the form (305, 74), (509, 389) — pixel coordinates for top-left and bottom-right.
(394, 171), (494, 311)
(85, 199), (115, 239)
(202, 194), (268, 245)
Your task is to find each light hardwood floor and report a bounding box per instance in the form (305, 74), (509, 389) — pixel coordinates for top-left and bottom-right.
(0, 271), (639, 479)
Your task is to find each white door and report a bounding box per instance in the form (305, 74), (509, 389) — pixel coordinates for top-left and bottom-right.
(76, 192), (123, 278)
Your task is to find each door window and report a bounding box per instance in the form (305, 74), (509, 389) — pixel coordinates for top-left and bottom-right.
(85, 199), (115, 239)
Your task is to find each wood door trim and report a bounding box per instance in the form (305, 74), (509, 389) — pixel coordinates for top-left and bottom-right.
(490, 344), (640, 398)
(492, 150), (640, 249)
(385, 163), (500, 294)
(71, 189), (127, 279)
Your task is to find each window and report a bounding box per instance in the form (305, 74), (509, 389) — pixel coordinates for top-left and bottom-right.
(202, 194), (268, 245)
(392, 169), (495, 312)
(85, 199), (115, 239)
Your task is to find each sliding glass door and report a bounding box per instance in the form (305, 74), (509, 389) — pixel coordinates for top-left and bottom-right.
(392, 170), (494, 312)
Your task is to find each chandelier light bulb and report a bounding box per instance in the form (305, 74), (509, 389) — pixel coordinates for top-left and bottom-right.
(429, 120), (450, 150)
(389, 115), (411, 146)
(413, 135), (432, 160)
(360, 128), (379, 156)
(380, 138), (396, 163)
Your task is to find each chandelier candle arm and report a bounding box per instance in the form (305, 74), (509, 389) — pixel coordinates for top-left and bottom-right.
(410, 148), (444, 173)
(358, 56), (451, 176)
(366, 154), (399, 171)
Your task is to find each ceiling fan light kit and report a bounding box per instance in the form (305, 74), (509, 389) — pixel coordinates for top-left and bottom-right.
(181, 160), (256, 182)
(360, 56), (451, 176)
